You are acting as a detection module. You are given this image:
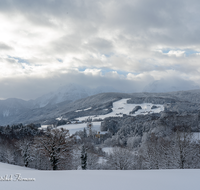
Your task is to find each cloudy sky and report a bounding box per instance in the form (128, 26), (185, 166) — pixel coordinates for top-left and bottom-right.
(1, 0), (200, 100)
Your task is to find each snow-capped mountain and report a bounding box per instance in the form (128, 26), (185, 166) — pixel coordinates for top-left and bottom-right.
(33, 84), (90, 108)
(1, 84), (200, 126)
(0, 98), (34, 125)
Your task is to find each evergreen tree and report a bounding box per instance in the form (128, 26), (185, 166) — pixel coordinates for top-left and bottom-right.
(81, 145), (87, 170)
(83, 128), (87, 138)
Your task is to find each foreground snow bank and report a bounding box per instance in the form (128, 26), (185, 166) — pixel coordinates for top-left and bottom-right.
(0, 162), (200, 190)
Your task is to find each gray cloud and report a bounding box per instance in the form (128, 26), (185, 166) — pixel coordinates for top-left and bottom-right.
(0, 43), (13, 50)
(0, 0), (200, 99)
(0, 70), (198, 100)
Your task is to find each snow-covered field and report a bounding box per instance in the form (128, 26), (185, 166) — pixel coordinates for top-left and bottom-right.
(1, 162), (200, 190)
(57, 122), (101, 135)
(76, 98), (164, 121)
(75, 107), (92, 112)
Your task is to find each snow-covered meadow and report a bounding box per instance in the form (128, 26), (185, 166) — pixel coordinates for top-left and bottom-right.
(57, 122), (101, 135)
(0, 162), (200, 190)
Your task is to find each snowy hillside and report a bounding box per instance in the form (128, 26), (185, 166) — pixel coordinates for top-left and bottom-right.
(2, 88), (200, 126)
(0, 162), (200, 190)
(41, 99), (164, 134)
(75, 98), (164, 121)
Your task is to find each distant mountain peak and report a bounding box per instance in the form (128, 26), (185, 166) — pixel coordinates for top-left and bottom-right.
(143, 79), (199, 93)
(33, 84), (120, 108)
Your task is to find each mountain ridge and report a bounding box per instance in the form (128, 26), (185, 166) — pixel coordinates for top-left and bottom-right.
(1, 86), (200, 126)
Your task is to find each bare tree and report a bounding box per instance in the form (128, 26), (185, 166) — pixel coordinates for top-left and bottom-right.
(141, 133), (176, 169)
(173, 126), (193, 169)
(87, 153), (99, 170)
(142, 133), (160, 169)
(15, 138), (34, 167)
(141, 127), (195, 170)
(35, 128), (73, 170)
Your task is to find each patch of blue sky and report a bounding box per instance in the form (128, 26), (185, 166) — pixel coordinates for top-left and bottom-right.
(8, 55), (29, 64)
(57, 58), (63, 63)
(184, 50), (200, 57)
(103, 52), (114, 58)
(78, 67), (88, 72)
(100, 68), (125, 75)
(162, 49), (171, 53)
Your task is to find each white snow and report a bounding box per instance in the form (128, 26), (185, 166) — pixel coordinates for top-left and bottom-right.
(0, 162), (200, 190)
(98, 157), (107, 164)
(75, 107), (92, 113)
(102, 147), (114, 155)
(40, 124), (53, 129)
(83, 107), (92, 111)
(75, 109), (82, 113)
(76, 98), (164, 121)
(56, 117), (62, 121)
(191, 132), (200, 141)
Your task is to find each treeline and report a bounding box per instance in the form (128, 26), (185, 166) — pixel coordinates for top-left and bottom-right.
(0, 123), (46, 169)
(138, 127), (200, 169)
(1, 123), (200, 170)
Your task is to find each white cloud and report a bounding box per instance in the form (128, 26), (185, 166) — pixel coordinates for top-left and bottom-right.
(166, 50), (185, 57)
(82, 69), (102, 76)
